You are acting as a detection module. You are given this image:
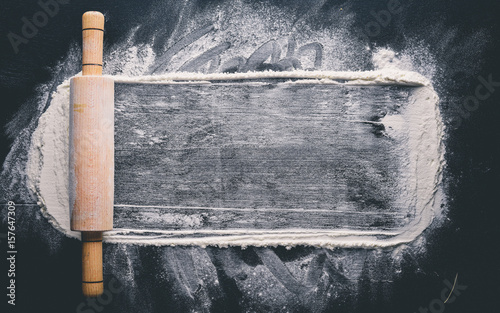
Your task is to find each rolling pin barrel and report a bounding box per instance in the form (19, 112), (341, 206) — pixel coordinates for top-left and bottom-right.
(69, 11), (114, 297)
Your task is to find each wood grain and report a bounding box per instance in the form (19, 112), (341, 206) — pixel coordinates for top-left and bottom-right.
(82, 11), (104, 76)
(70, 76), (114, 231)
(81, 232), (104, 297)
(113, 82), (415, 234)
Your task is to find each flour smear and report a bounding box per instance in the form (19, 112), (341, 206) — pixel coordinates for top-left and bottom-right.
(26, 52), (445, 247)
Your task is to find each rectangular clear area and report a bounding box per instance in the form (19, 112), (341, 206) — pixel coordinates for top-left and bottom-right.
(113, 82), (414, 232)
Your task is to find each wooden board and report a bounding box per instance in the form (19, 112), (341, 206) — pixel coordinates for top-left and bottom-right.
(113, 82), (415, 235)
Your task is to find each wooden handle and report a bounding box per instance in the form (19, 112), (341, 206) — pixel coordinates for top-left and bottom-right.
(82, 232), (104, 297)
(82, 11), (104, 76)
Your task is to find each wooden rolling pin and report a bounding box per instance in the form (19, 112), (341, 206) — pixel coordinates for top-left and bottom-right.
(69, 11), (114, 297)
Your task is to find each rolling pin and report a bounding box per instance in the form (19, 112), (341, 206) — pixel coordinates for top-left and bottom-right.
(69, 11), (114, 297)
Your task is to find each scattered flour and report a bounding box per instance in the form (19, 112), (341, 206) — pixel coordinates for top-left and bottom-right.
(26, 68), (445, 248)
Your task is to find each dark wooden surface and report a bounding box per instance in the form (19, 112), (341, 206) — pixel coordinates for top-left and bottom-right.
(0, 1), (498, 312)
(114, 83), (412, 232)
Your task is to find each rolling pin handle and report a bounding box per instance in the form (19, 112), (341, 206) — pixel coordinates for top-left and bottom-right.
(81, 231), (104, 297)
(82, 11), (104, 76)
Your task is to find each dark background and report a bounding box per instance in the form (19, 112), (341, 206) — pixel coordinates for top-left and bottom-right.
(1, 0), (499, 312)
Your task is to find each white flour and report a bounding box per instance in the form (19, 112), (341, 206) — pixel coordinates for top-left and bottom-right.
(26, 65), (445, 248)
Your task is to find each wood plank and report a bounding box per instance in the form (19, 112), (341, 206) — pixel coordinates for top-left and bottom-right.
(113, 82), (414, 232)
